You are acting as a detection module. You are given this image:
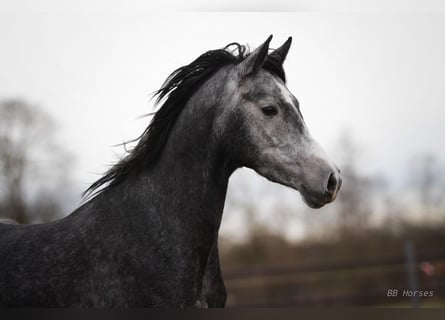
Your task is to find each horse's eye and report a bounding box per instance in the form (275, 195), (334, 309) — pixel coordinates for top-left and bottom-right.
(262, 106), (278, 116)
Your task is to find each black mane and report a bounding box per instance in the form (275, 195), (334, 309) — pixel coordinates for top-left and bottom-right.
(83, 42), (286, 198)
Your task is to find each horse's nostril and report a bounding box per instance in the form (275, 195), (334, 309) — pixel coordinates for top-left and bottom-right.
(326, 172), (338, 194)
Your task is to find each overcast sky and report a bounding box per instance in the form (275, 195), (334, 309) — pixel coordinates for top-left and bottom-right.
(1, 4), (445, 236)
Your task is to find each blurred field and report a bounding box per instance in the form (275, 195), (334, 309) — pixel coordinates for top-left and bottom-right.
(220, 224), (445, 307)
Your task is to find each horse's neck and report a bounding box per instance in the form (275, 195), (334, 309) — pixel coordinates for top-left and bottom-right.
(105, 94), (233, 241)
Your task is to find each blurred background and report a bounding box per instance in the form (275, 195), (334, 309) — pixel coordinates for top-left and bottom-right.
(1, 1), (445, 307)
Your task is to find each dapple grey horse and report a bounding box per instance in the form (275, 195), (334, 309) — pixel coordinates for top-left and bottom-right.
(0, 36), (341, 307)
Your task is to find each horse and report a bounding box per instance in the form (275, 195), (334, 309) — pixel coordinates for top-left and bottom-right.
(0, 35), (341, 307)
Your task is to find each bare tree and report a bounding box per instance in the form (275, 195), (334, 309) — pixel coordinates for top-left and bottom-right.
(331, 131), (381, 233)
(0, 99), (72, 223)
(409, 153), (445, 208)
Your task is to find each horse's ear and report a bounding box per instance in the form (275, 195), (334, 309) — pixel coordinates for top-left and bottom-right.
(269, 36), (292, 64)
(238, 35), (273, 76)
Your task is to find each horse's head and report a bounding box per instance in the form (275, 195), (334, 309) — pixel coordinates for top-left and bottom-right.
(221, 36), (341, 208)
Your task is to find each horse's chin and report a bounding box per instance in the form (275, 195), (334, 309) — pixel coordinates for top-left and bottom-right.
(298, 184), (330, 209)
(302, 198), (326, 209)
